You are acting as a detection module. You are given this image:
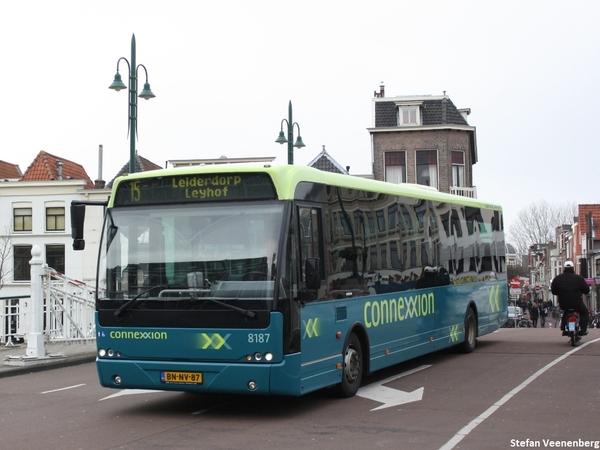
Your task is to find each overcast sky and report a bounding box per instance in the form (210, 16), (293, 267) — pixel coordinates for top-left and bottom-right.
(1, 1), (599, 237)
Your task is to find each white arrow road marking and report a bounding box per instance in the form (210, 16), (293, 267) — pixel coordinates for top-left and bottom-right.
(99, 389), (167, 401)
(357, 364), (431, 411)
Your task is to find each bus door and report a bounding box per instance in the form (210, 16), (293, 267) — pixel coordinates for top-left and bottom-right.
(296, 206), (341, 392)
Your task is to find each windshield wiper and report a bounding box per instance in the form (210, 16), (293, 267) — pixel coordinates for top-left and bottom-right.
(203, 297), (257, 318)
(115, 287), (257, 319)
(114, 287), (156, 317)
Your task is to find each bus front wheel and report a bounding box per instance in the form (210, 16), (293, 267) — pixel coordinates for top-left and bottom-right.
(335, 332), (363, 398)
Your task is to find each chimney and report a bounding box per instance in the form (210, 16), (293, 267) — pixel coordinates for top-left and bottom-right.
(374, 82), (385, 98)
(95, 144), (105, 188)
(56, 161), (63, 180)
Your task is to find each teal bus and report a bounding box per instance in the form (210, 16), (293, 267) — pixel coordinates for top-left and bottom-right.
(71, 164), (507, 397)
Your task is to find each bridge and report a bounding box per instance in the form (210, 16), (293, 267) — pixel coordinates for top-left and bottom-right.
(1, 245), (95, 359)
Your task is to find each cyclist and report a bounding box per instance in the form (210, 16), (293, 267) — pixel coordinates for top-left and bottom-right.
(550, 260), (589, 336)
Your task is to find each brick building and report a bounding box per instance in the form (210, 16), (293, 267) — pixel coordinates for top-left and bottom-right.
(368, 85), (477, 198)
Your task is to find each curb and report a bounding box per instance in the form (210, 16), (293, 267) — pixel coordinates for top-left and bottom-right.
(0, 353), (96, 379)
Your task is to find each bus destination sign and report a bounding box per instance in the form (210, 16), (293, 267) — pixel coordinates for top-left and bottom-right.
(114, 172), (277, 206)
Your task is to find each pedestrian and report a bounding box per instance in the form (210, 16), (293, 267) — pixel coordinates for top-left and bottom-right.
(530, 303), (539, 327)
(539, 302), (548, 327)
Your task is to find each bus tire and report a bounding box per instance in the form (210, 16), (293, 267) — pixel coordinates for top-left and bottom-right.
(335, 332), (363, 398)
(459, 307), (477, 354)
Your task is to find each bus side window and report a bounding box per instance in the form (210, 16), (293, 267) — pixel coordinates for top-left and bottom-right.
(298, 207), (325, 299)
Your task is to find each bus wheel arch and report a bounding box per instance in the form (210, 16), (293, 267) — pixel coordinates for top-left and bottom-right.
(334, 324), (369, 398)
(459, 304), (478, 354)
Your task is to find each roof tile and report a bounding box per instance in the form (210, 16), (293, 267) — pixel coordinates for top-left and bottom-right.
(0, 159), (22, 179)
(21, 151), (95, 189)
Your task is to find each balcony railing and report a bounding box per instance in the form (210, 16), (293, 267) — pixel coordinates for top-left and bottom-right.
(450, 186), (477, 198)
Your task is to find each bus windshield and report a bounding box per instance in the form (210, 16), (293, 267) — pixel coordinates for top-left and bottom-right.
(97, 202), (285, 317)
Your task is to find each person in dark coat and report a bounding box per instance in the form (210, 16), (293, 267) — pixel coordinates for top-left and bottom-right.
(539, 302), (548, 327)
(551, 260), (590, 335)
(529, 303), (539, 327)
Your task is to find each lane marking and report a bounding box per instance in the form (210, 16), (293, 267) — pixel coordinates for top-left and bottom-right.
(99, 389), (166, 401)
(439, 336), (600, 450)
(357, 365), (431, 411)
(41, 384), (86, 394)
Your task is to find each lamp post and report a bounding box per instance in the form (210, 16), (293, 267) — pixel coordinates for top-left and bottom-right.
(275, 100), (305, 165)
(109, 34), (156, 174)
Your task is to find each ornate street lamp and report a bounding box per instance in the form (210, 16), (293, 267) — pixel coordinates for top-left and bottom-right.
(275, 100), (305, 165)
(109, 34), (156, 174)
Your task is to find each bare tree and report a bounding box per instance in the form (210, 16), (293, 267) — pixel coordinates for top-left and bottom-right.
(507, 200), (577, 255)
(0, 227), (13, 290)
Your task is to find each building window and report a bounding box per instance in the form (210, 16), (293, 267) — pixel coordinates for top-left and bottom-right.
(390, 241), (402, 269)
(13, 208), (32, 232)
(365, 211), (375, 234)
(13, 245), (32, 281)
(387, 204), (397, 230)
(452, 151), (465, 187)
(416, 150), (438, 188)
(46, 207), (65, 231)
(385, 151), (406, 184)
(46, 244), (65, 273)
(398, 106), (420, 126)
(376, 210), (386, 232)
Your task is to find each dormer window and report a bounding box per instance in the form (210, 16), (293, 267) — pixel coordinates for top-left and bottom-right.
(395, 102), (422, 126)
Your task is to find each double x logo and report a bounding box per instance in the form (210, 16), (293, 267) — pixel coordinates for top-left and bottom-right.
(199, 333), (232, 350)
(303, 318), (320, 339)
(489, 285), (502, 313)
(449, 324), (460, 343)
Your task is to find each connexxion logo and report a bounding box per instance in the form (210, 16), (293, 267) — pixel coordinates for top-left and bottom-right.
(107, 330), (168, 340)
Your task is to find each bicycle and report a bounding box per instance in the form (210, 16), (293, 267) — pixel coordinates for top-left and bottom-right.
(501, 316), (533, 328)
(552, 307), (562, 329)
(517, 317), (533, 328)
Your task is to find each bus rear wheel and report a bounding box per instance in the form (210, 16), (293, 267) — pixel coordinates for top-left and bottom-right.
(335, 333), (363, 398)
(459, 307), (477, 354)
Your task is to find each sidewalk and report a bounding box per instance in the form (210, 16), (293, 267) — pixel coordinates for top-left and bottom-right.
(0, 340), (96, 378)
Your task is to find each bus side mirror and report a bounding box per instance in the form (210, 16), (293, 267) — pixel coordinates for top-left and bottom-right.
(305, 257), (322, 290)
(71, 203), (86, 251)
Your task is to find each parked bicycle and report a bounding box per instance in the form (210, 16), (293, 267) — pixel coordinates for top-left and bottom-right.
(552, 307), (562, 329)
(588, 309), (600, 329)
(501, 316), (533, 328)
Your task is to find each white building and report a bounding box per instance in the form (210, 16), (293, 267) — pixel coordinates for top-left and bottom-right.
(0, 152), (110, 340)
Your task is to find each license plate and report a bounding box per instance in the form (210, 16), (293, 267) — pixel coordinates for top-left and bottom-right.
(160, 371), (203, 384)
(568, 322), (576, 332)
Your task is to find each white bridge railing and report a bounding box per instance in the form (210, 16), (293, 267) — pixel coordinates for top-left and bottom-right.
(43, 267), (96, 342)
(1, 246), (96, 353)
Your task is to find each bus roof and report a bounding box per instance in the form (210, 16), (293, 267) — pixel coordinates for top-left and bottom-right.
(110, 163), (502, 211)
